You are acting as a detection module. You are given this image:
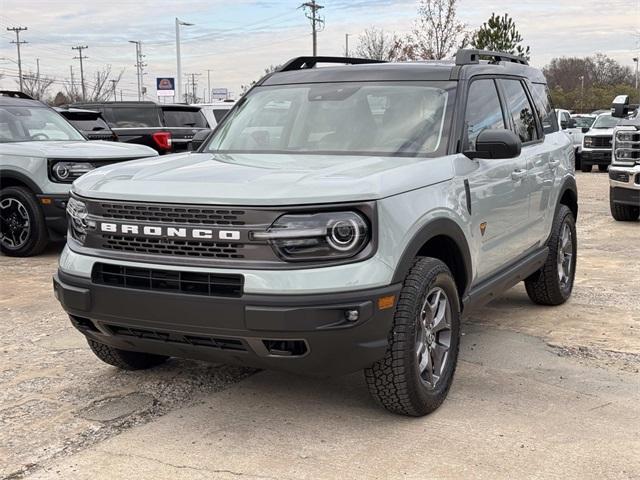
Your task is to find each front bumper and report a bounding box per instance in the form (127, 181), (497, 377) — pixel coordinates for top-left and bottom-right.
(609, 166), (640, 206)
(37, 194), (69, 239)
(581, 150), (612, 165)
(53, 270), (401, 376)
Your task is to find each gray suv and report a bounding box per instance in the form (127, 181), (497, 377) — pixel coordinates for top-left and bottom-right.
(53, 50), (578, 416)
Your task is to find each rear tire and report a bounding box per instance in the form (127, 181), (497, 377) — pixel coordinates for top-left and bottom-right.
(581, 163), (592, 173)
(610, 200), (640, 221)
(574, 151), (581, 171)
(525, 205), (577, 306)
(0, 186), (49, 257)
(598, 164), (609, 173)
(365, 258), (461, 416)
(88, 339), (169, 370)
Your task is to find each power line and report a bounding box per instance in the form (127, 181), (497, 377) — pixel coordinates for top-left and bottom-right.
(6, 26), (27, 91)
(300, 1), (324, 56)
(71, 45), (88, 101)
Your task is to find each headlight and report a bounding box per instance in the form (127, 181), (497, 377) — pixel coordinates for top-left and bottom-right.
(49, 161), (96, 183)
(66, 197), (94, 243)
(253, 211), (370, 261)
(583, 136), (593, 148)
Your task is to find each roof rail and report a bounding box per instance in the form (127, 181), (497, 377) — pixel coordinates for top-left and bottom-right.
(455, 49), (528, 66)
(278, 56), (386, 72)
(0, 90), (35, 100)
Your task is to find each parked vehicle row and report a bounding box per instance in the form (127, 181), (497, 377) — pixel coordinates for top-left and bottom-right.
(580, 112), (620, 172)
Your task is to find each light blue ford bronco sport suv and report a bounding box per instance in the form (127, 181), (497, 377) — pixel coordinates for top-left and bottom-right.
(54, 50), (578, 416)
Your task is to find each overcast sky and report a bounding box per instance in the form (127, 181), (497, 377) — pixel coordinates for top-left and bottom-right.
(1, 0), (638, 100)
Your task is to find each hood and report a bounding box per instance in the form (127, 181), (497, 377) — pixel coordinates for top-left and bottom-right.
(585, 128), (615, 136)
(72, 152), (454, 206)
(1, 140), (158, 158)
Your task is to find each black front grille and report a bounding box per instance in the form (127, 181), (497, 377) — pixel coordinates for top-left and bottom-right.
(592, 136), (612, 148)
(636, 173), (640, 185)
(101, 234), (245, 259)
(106, 324), (247, 352)
(99, 202), (246, 226)
(93, 263), (243, 297)
(609, 171), (630, 182)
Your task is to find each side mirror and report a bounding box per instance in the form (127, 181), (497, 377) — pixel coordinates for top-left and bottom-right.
(612, 95), (629, 118)
(464, 129), (522, 160)
(560, 121), (567, 130)
(191, 129), (211, 151)
(581, 127), (590, 134)
(567, 118), (577, 129)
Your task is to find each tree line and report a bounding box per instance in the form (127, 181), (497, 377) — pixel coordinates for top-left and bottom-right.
(353, 0), (635, 113)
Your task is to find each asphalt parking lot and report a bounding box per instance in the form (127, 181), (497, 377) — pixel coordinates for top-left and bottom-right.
(1, 172), (638, 480)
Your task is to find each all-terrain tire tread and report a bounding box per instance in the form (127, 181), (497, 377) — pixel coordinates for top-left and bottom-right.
(610, 200), (639, 221)
(87, 339), (168, 370)
(364, 258), (460, 416)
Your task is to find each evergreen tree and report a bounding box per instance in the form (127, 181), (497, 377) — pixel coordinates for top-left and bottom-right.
(471, 13), (530, 60)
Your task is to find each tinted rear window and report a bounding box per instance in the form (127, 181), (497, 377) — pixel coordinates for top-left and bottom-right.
(103, 107), (161, 128)
(66, 116), (111, 132)
(213, 109), (231, 122)
(162, 109), (208, 128)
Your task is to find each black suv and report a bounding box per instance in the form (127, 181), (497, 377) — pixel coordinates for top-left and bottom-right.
(69, 101), (210, 154)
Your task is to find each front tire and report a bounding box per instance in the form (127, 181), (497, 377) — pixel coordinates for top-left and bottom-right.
(365, 258), (461, 416)
(0, 186), (49, 257)
(581, 162), (592, 173)
(88, 339), (169, 370)
(598, 164), (609, 173)
(610, 200), (640, 221)
(525, 205), (577, 306)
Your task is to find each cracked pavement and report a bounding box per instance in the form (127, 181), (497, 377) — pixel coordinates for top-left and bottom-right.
(1, 172), (639, 479)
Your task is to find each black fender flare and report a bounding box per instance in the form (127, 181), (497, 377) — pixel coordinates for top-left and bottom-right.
(0, 169), (43, 195)
(555, 175), (578, 219)
(391, 217), (473, 296)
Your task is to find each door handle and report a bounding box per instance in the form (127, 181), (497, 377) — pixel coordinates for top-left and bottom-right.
(511, 169), (527, 181)
(549, 160), (560, 169)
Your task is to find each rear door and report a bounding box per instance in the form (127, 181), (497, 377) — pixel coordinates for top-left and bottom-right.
(464, 78), (530, 281)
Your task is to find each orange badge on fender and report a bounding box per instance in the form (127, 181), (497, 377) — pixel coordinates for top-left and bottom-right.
(480, 222), (487, 236)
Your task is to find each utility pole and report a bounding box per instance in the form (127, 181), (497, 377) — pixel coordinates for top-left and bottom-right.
(175, 18), (194, 104)
(129, 40), (147, 101)
(345, 33), (351, 57)
(207, 69), (212, 102)
(186, 73), (201, 103)
(300, 1), (324, 56)
(72, 45), (88, 101)
(633, 57), (639, 91)
(109, 79), (118, 101)
(7, 26), (27, 92)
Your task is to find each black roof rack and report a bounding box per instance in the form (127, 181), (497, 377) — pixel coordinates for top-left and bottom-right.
(455, 49), (528, 66)
(0, 90), (35, 100)
(279, 56), (386, 72)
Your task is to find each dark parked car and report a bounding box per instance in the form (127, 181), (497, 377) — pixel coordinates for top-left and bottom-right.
(55, 107), (118, 141)
(69, 101), (211, 154)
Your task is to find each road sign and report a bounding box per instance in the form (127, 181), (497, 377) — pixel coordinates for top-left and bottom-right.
(156, 77), (175, 97)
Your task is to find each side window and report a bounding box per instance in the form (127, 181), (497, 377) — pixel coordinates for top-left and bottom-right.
(499, 79), (539, 143)
(464, 79), (505, 150)
(530, 83), (558, 134)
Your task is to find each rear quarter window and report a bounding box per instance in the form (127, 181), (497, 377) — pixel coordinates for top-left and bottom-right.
(530, 83), (558, 135)
(162, 109), (208, 128)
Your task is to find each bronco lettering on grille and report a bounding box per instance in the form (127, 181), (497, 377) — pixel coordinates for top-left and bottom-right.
(99, 222), (241, 241)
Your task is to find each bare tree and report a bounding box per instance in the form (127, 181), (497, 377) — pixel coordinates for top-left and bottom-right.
(18, 70), (55, 101)
(63, 65), (123, 103)
(354, 27), (402, 61)
(241, 65), (280, 95)
(543, 54), (633, 91)
(407, 0), (469, 60)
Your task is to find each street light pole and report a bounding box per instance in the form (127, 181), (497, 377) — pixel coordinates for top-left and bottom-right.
(175, 18), (194, 103)
(345, 33), (351, 57)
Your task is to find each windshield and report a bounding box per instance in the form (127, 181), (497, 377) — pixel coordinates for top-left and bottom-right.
(163, 109), (208, 128)
(572, 116), (595, 128)
(0, 106), (85, 143)
(205, 82), (455, 157)
(592, 115), (619, 129)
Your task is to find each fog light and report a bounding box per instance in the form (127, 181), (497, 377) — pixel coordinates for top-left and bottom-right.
(345, 309), (359, 322)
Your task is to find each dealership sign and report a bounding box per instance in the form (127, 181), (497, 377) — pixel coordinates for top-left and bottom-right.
(156, 77), (176, 97)
(211, 88), (229, 100)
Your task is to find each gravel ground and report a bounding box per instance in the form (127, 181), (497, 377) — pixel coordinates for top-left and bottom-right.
(1, 171), (638, 479)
